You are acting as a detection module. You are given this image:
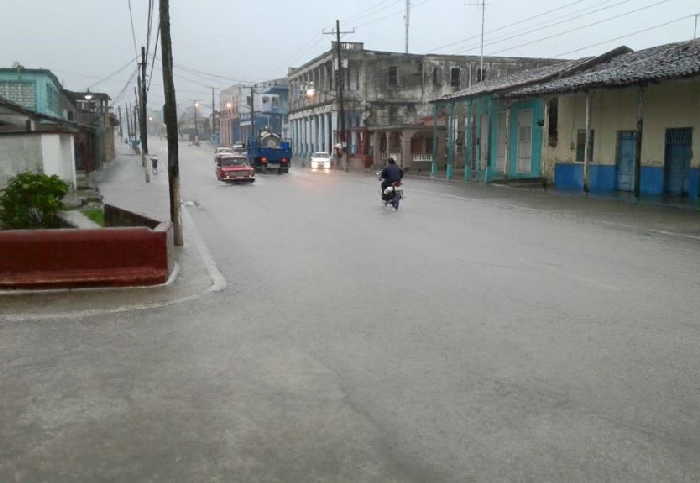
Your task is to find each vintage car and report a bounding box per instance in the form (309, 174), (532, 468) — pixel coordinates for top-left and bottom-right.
(215, 154), (255, 183)
(310, 151), (331, 169)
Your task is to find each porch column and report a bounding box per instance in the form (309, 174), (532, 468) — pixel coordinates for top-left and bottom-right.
(634, 85), (645, 199)
(431, 104), (438, 176)
(372, 131), (382, 167)
(583, 91), (593, 193)
(446, 102), (456, 180)
(320, 114), (326, 152)
(400, 129), (416, 170)
(385, 132), (391, 160)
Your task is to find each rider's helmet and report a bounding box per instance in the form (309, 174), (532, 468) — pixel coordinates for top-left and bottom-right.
(387, 158), (396, 164)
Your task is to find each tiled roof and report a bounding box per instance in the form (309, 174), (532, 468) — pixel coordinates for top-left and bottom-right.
(434, 46), (631, 102)
(508, 39), (700, 97)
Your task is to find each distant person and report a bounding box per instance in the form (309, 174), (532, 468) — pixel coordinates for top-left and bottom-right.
(380, 158), (403, 198)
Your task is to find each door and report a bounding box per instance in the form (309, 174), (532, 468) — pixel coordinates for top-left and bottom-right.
(479, 114), (489, 171)
(517, 110), (533, 174)
(496, 112), (507, 174)
(664, 128), (693, 196)
(615, 131), (636, 192)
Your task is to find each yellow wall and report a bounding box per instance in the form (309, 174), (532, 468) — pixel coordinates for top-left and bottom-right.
(541, 77), (700, 179)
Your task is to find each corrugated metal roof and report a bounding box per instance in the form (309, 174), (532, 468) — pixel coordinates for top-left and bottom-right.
(434, 46), (631, 102)
(508, 39), (700, 97)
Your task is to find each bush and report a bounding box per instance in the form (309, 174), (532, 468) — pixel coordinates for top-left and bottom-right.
(0, 172), (69, 229)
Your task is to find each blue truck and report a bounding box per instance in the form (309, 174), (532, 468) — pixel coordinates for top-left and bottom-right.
(247, 130), (292, 174)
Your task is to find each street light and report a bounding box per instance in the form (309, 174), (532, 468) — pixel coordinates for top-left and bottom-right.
(225, 102), (233, 110)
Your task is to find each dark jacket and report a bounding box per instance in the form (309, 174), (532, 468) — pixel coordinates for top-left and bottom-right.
(381, 164), (403, 183)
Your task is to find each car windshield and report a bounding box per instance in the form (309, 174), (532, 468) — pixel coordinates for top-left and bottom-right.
(313, 152), (330, 158)
(217, 148), (232, 153)
(221, 157), (247, 167)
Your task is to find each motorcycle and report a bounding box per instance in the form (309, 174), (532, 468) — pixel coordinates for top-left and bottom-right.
(377, 172), (404, 210)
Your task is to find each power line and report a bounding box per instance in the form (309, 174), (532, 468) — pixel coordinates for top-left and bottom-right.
(113, 66), (139, 104)
(555, 12), (700, 57)
(459, 0), (636, 55)
(127, 0), (139, 58)
(147, 23), (161, 91)
(87, 57), (138, 90)
(488, 0), (676, 55)
(429, 0), (590, 52)
(346, 0), (402, 24)
(146, 0), (154, 57)
(173, 63), (256, 84)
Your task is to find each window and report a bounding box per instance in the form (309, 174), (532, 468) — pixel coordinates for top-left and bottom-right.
(547, 98), (559, 147)
(272, 97), (280, 108)
(432, 67), (441, 88)
(576, 129), (595, 162)
(388, 106), (398, 124)
(450, 68), (461, 89)
(246, 96), (252, 106)
(476, 68), (487, 83)
(353, 68), (360, 90)
(388, 66), (398, 87)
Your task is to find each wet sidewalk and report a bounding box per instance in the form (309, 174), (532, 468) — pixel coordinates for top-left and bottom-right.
(0, 143), (215, 322)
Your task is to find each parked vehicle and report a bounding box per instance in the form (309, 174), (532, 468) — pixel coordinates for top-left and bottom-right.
(247, 130), (292, 174)
(310, 152), (331, 169)
(216, 154), (255, 183)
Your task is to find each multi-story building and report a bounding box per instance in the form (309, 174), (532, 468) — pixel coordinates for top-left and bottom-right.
(288, 41), (563, 169)
(219, 79), (288, 146)
(0, 66), (77, 121)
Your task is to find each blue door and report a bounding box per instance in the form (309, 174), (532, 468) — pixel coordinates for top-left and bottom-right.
(616, 131), (636, 192)
(664, 128), (693, 196)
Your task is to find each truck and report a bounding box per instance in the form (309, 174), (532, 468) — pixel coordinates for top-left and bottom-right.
(246, 130), (292, 174)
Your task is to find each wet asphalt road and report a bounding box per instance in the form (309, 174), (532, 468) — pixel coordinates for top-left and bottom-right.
(2, 141), (700, 482)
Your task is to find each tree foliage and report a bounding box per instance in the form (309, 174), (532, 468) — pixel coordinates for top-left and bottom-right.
(0, 172), (69, 229)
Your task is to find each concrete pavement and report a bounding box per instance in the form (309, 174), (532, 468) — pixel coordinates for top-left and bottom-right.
(2, 141), (700, 481)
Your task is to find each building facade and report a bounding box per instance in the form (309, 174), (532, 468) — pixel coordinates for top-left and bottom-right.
(0, 67), (76, 120)
(288, 41), (562, 169)
(219, 79), (289, 146)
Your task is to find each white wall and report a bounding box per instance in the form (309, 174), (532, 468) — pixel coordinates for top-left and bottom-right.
(40, 133), (76, 189)
(0, 134), (43, 188)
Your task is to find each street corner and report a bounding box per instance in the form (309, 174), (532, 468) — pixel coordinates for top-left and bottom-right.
(0, 230), (219, 323)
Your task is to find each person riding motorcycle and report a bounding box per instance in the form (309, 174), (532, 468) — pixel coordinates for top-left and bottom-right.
(380, 158), (403, 199)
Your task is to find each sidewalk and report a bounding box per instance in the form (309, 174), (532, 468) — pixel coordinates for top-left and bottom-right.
(315, 165), (700, 239)
(0, 144), (215, 322)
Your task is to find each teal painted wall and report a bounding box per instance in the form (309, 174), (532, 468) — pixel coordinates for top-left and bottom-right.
(0, 71), (65, 118)
(508, 99), (544, 178)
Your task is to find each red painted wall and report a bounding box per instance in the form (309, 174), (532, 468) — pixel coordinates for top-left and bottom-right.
(0, 223), (173, 289)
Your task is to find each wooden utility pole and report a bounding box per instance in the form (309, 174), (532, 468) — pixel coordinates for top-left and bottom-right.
(160, 0), (183, 246)
(118, 105), (123, 140)
(137, 67), (150, 183)
(125, 104), (131, 139)
(140, 46), (149, 155)
(405, 0), (411, 53)
(249, 86), (256, 141)
(323, 20), (355, 171)
(211, 87), (216, 144)
(583, 91), (592, 193)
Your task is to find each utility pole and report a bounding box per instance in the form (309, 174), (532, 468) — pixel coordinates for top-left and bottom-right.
(249, 86), (256, 140)
(323, 20), (355, 171)
(160, 0), (183, 247)
(479, 0), (485, 78)
(140, 46), (148, 155)
(118, 105), (123, 140)
(193, 100), (199, 145)
(405, 0), (411, 53)
(136, 57), (150, 183)
(125, 104), (131, 140)
(211, 87), (216, 145)
(694, 13), (698, 39)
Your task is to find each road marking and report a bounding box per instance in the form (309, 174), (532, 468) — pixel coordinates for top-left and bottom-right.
(183, 207), (227, 292)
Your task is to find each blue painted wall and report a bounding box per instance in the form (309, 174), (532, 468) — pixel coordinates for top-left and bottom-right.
(689, 168), (700, 200)
(640, 166), (664, 196)
(588, 165), (616, 193)
(554, 163), (584, 190)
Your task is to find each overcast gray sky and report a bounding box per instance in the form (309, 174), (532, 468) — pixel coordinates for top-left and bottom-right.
(1, 0), (698, 110)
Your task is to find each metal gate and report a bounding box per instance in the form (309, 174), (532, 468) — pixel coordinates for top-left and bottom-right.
(615, 131), (636, 192)
(664, 128), (693, 196)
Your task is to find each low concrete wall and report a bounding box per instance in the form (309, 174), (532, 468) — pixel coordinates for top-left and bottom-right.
(0, 207), (174, 289)
(104, 204), (160, 229)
